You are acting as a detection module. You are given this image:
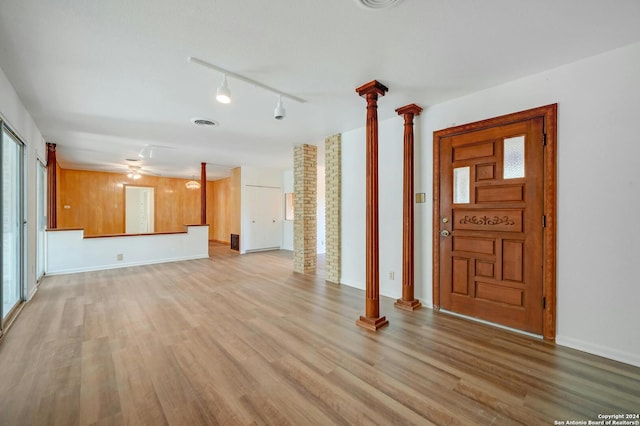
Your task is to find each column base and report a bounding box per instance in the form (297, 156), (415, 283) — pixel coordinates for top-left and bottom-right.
(394, 299), (422, 311)
(356, 315), (389, 331)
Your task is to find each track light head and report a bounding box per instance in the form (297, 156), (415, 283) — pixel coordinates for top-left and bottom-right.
(216, 74), (231, 104)
(274, 96), (286, 120)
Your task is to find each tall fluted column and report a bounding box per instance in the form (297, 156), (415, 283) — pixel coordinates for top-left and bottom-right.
(355, 80), (389, 331)
(394, 104), (423, 311)
(46, 143), (57, 229)
(200, 162), (207, 225)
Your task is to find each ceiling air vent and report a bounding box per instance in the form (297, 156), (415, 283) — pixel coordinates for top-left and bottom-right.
(191, 118), (219, 127)
(354, 0), (402, 10)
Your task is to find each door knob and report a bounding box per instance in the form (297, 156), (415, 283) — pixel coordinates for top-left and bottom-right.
(440, 230), (450, 237)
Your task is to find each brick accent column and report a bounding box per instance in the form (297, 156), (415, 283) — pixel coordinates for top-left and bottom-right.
(294, 144), (317, 274)
(325, 134), (341, 284)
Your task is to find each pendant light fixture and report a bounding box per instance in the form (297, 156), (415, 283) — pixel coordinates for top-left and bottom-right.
(216, 74), (231, 104)
(185, 180), (200, 190)
(185, 174), (201, 190)
(274, 95), (286, 120)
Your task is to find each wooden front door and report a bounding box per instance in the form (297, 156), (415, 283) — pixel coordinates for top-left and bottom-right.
(433, 105), (557, 337)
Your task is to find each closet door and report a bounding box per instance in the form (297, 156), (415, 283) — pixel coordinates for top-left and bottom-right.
(260, 186), (282, 249)
(245, 186), (282, 251)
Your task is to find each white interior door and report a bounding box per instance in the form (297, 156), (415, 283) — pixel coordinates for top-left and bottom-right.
(125, 186), (155, 234)
(245, 185), (282, 251)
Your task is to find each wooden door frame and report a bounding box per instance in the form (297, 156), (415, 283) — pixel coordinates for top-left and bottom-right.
(432, 104), (557, 340)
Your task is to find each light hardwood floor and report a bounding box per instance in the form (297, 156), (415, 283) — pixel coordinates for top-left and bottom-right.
(0, 243), (638, 425)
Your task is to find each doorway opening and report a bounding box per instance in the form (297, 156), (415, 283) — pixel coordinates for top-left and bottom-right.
(125, 186), (155, 234)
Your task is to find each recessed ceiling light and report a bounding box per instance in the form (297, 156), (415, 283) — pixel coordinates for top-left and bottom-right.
(191, 118), (219, 127)
(354, 0), (402, 10)
(125, 158), (140, 162)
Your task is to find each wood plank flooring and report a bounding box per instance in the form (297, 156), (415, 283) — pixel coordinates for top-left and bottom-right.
(0, 243), (638, 425)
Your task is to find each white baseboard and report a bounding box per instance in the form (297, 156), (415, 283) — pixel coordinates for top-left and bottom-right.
(339, 279), (364, 290)
(556, 335), (640, 368)
(27, 284), (39, 301)
(45, 254), (209, 276)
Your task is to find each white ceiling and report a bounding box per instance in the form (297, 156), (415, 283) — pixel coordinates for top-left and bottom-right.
(1, 0), (640, 180)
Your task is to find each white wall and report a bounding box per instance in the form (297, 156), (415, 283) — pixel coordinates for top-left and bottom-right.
(282, 169), (294, 251)
(341, 41), (640, 367)
(341, 118), (404, 298)
(0, 65), (47, 301)
(341, 127), (365, 290)
(317, 165), (326, 254)
(46, 225), (209, 275)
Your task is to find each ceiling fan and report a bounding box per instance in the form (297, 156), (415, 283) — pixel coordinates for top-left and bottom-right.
(124, 165), (159, 179)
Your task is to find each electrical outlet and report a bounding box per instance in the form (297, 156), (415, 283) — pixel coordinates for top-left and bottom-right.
(116, 254), (123, 261)
(389, 271), (395, 280)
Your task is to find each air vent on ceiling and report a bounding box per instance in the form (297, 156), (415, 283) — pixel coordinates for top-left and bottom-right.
(125, 158), (140, 162)
(191, 118), (219, 127)
(354, 0), (402, 10)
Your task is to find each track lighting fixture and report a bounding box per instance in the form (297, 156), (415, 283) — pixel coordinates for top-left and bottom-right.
(274, 95), (286, 120)
(216, 74), (231, 104)
(188, 57), (306, 117)
(138, 145), (153, 159)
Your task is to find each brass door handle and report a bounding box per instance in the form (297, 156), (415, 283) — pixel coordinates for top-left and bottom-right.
(441, 230), (450, 237)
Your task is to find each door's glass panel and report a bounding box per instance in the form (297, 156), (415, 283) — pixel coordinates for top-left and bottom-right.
(503, 136), (525, 179)
(453, 166), (470, 204)
(2, 128), (22, 319)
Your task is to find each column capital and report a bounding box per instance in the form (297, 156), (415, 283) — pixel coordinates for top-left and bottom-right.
(395, 103), (423, 117)
(355, 80), (389, 98)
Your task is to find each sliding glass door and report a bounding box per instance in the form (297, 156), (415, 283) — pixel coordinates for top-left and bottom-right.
(1, 123), (24, 325)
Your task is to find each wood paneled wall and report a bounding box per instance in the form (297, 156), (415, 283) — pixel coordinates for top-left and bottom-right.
(57, 168), (233, 239)
(206, 178), (231, 243)
(230, 167), (241, 236)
